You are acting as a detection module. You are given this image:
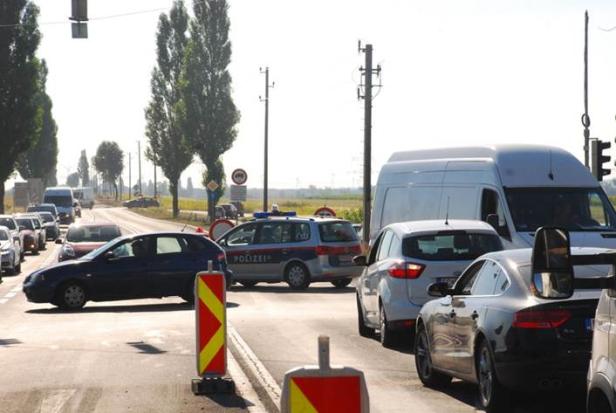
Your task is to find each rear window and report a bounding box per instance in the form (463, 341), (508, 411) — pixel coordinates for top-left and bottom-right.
(66, 225), (121, 242)
(44, 195), (72, 207)
(16, 219), (34, 230)
(0, 218), (16, 230)
(402, 232), (503, 261)
(318, 221), (358, 243)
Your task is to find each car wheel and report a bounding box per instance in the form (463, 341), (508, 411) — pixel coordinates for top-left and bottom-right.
(414, 324), (451, 387)
(32, 249), (39, 255)
(55, 282), (87, 310)
(331, 279), (352, 288)
(379, 304), (399, 347)
(285, 263), (310, 290)
(40, 240), (46, 250)
(356, 293), (374, 338)
(239, 281), (258, 288)
(588, 390), (613, 413)
(477, 339), (508, 413)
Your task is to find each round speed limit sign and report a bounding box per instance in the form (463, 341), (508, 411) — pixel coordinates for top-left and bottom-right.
(231, 169), (248, 185)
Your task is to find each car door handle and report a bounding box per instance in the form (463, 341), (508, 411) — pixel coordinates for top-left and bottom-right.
(471, 311), (479, 320)
(449, 310), (456, 318)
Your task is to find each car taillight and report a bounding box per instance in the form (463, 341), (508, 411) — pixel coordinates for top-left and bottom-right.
(387, 261), (424, 279)
(316, 245), (360, 256)
(512, 309), (571, 329)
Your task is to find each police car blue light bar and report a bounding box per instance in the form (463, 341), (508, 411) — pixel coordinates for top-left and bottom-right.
(253, 211), (297, 218)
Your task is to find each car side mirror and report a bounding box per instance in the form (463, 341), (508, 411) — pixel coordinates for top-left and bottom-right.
(531, 227), (574, 299)
(104, 251), (116, 260)
(55, 238), (63, 245)
(428, 282), (452, 297)
(353, 255), (367, 266)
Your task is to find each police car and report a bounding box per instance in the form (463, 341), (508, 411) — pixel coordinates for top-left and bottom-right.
(216, 212), (362, 289)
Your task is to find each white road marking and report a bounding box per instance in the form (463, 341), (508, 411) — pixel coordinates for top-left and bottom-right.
(10, 286), (21, 292)
(228, 350), (269, 413)
(4, 292), (16, 298)
(39, 389), (76, 413)
(228, 324), (282, 410)
(0, 298), (8, 304)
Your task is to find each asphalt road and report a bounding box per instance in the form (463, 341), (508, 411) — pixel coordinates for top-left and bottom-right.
(0, 206), (590, 413)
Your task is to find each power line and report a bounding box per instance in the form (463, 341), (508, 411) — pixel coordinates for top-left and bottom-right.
(0, 7), (167, 29)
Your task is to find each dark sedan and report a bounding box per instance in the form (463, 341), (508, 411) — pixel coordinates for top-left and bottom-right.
(23, 232), (232, 310)
(414, 248), (603, 413)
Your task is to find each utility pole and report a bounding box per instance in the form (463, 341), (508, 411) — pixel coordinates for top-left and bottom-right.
(260, 67), (274, 212)
(582, 10), (591, 167)
(137, 141), (142, 196)
(128, 152), (132, 200)
(358, 42), (381, 246)
(153, 163), (157, 198)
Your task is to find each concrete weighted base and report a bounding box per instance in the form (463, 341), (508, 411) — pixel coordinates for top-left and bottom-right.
(191, 377), (235, 395)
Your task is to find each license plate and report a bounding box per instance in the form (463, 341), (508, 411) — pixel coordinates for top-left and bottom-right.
(585, 318), (594, 332)
(437, 277), (457, 287)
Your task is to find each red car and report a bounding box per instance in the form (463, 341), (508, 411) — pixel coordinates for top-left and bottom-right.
(15, 217), (39, 255)
(57, 223), (122, 262)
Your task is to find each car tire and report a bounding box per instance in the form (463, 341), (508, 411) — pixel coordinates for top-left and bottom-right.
(40, 240), (46, 250)
(414, 324), (452, 388)
(356, 293), (374, 338)
(285, 263), (310, 290)
(379, 304), (399, 347)
(239, 281), (258, 288)
(55, 282), (87, 310)
(588, 390), (613, 413)
(331, 279), (352, 288)
(477, 339), (509, 413)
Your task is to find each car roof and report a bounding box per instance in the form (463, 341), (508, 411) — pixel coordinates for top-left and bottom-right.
(0, 215), (15, 219)
(385, 219), (497, 237)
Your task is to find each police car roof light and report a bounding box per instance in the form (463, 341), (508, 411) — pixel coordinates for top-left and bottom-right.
(253, 211), (297, 219)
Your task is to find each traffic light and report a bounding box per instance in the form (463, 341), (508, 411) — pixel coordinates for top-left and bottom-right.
(591, 139), (611, 181)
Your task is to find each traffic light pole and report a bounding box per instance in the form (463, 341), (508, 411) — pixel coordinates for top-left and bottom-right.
(361, 45), (373, 246)
(582, 11), (590, 168)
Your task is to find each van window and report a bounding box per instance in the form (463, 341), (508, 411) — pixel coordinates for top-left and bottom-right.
(293, 223), (311, 242)
(440, 187), (477, 219)
(381, 187), (410, 228)
(481, 189), (506, 226)
(318, 221), (357, 243)
(226, 224), (256, 246)
(505, 187), (616, 231)
(44, 194), (72, 207)
(408, 187), (441, 221)
(402, 232), (503, 261)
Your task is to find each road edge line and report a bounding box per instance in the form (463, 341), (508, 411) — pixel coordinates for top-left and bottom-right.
(228, 324), (281, 412)
(228, 349), (268, 413)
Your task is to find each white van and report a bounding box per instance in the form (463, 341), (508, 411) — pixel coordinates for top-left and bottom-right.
(371, 144), (616, 249)
(75, 187), (95, 209)
(43, 187), (76, 224)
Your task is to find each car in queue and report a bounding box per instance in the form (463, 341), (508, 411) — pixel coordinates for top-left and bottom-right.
(15, 216), (40, 255)
(37, 211), (60, 240)
(27, 203), (59, 221)
(0, 226), (21, 275)
(0, 215), (24, 261)
(414, 238), (605, 413)
(23, 231), (232, 310)
(43, 187), (78, 224)
(18, 214), (46, 250)
(57, 223), (122, 262)
(74, 187), (95, 209)
(355, 220), (503, 347)
(216, 212), (362, 290)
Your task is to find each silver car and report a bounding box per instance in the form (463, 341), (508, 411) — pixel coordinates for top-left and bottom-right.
(0, 226), (21, 274)
(217, 213), (362, 290)
(355, 220), (503, 347)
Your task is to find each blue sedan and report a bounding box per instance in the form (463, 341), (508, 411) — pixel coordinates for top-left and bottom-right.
(23, 232), (232, 310)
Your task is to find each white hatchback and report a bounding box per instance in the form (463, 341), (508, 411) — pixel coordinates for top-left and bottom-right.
(355, 220), (503, 347)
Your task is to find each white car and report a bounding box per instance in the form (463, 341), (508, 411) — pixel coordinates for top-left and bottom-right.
(0, 225), (21, 275)
(355, 220), (503, 347)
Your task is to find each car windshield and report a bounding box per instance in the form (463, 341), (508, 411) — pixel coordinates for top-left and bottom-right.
(16, 219), (34, 230)
(44, 195), (72, 207)
(505, 187), (616, 232)
(403, 232), (503, 261)
(66, 225), (121, 243)
(0, 231), (8, 241)
(28, 206), (56, 216)
(318, 221), (358, 242)
(0, 218), (16, 230)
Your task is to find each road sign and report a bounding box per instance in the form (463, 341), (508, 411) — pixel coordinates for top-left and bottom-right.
(230, 185), (247, 202)
(192, 265), (234, 395)
(206, 180), (219, 192)
(314, 206), (336, 217)
(231, 169), (248, 185)
(280, 336), (369, 413)
(209, 219), (235, 240)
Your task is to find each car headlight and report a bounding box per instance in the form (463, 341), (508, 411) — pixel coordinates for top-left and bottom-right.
(62, 244), (75, 257)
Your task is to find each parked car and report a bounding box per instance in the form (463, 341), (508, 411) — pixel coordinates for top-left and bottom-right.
(414, 247), (603, 412)
(27, 203), (59, 221)
(216, 212), (362, 289)
(219, 203), (238, 219)
(0, 226), (21, 274)
(43, 187), (77, 224)
(19, 214), (46, 250)
(23, 232), (232, 309)
(57, 223), (122, 262)
(355, 220), (503, 347)
(214, 205), (225, 219)
(15, 216), (39, 255)
(230, 201), (244, 217)
(0, 215), (24, 261)
(37, 212), (60, 240)
(371, 145), (616, 249)
(122, 197), (160, 208)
